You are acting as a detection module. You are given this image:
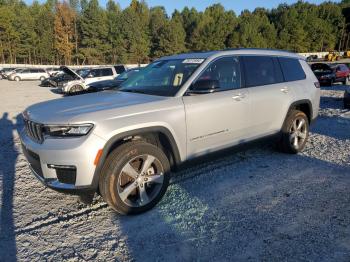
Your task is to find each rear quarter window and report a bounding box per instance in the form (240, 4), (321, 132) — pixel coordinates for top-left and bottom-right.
(114, 65), (126, 74)
(279, 57), (306, 82)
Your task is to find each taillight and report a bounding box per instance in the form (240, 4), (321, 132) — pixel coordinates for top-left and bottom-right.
(314, 82), (320, 88)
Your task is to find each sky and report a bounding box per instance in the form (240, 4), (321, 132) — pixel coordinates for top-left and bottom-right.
(25, 0), (341, 15)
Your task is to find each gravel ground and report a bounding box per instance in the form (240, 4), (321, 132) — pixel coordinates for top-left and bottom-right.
(0, 81), (349, 261)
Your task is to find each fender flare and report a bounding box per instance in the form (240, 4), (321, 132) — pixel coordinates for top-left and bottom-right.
(90, 126), (182, 191)
(286, 99), (313, 122)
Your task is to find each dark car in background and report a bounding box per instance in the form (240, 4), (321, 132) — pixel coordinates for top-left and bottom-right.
(311, 63), (350, 86)
(87, 67), (142, 92)
(311, 63), (336, 86)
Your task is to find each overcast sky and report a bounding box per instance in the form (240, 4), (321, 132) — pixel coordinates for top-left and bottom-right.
(25, 0), (341, 15)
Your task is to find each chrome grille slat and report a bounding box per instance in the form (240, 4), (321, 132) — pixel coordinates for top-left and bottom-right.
(24, 119), (44, 143)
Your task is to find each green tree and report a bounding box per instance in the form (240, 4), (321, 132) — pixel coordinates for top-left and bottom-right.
(79, 0), (108, 64)
(191, 4), (237, 51)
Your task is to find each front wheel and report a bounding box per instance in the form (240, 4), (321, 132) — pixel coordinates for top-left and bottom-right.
(14, 76), (20, 82)
(99, 141), (170, 215)
(279, 110), (309, 154)
(69, 85), (84, 95)
(39, 76), (46, 81)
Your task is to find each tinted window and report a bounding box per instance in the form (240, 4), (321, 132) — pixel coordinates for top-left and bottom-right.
(196, 56), (241, 91)
(243, 56), (283, 87)
(114, 65), (126, 74)
(279, 57), (306, 82)
(101, 68), (113, 76)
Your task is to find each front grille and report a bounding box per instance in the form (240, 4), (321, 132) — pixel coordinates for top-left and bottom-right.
(24, 119), (44, 143)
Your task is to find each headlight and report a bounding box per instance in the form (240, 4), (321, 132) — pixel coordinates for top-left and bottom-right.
(43, 124), (93, 137)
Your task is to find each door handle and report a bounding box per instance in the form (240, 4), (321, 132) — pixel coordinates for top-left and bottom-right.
(280, 87), (289, 93)
(232, 93), (246, 101)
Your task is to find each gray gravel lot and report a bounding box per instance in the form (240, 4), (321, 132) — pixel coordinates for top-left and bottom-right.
(0, 81), (349, 261)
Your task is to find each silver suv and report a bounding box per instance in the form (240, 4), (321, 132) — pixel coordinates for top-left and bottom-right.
(20, 49), (320, 215)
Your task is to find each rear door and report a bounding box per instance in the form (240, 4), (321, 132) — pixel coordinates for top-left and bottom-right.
(242, 56), (295, 137)
(183, 56), (250, 158)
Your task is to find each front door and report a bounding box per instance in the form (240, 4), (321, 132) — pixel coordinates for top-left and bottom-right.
(183, 56), (250, 159)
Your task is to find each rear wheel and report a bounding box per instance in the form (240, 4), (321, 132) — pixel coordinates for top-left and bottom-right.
(99, 141), (170, 215)
(279, 110), (309, 154)
(39, 76), (46, 81)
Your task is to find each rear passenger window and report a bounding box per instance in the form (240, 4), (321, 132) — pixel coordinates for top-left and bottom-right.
(101, 68), (113, 76)
(242, 56), (283, 87)
(197, 56), (242, 91)
(279, 57), (306, 82)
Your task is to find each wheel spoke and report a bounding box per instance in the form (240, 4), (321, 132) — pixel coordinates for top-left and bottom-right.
(141, 155), (155, 174)
(146, 174), (164, 184)
(122, 163), (139, 180)
(290, 132), (296, 142)
(139, 186), (150, 204)
(293, 136), (298, 147)
(292, 120), (297, 131)
(119, 182), (137, 202)
(297, 119), (305, 130)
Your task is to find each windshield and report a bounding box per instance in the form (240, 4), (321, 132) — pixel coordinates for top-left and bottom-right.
(116, 69), (141, 80)
(119, 59), (204, 96)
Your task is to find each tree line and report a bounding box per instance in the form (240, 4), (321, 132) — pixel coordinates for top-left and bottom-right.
(0, 0), (349, 65)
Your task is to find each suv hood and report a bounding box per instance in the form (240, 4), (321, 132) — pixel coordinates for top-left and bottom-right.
(60, 66), (83, 81)
(24, 91), (167, 124)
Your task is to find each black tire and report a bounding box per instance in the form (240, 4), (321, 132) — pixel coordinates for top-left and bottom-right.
(99, 141), (170, 215)
(69, 85), (84, 95)
(279, 110), (309, 154)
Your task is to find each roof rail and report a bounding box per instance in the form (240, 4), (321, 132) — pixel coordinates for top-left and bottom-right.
(222, 47), (295, 53)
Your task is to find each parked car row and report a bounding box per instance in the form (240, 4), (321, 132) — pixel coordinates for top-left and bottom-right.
(41, 65), (142, 95)
(0, 67), (61, 81)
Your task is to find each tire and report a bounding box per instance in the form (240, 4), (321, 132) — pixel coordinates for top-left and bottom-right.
(14, 76), (20, 82)
(69, 85), (84, 95)
(99, 141), (170, 215)
(279, 110), (309, 154)
(39, 76), (46, 81)
(345, 76), (350, 86)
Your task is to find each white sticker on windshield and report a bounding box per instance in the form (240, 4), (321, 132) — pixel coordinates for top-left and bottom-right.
(183, 59), (204, 64)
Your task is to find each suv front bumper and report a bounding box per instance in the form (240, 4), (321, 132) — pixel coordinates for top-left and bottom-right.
(20, 129), (106, 195)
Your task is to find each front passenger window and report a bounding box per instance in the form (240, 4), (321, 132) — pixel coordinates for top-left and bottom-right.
(196, 57), (241, 91)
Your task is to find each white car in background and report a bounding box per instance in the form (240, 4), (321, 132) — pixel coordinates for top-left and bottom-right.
(46, 67), (62, 76)
(61, 66), (118, 94)
(8, 68), (49, 81)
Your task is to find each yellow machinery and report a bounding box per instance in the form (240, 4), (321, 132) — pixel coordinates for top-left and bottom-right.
(343, 50), (350, 58)
(326, 51), (341, 62)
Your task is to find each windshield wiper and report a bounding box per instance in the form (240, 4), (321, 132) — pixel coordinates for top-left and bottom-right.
(119, 89), (148, 94)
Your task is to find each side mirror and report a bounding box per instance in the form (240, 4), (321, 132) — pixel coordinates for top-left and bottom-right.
(188, 79), (220, 94)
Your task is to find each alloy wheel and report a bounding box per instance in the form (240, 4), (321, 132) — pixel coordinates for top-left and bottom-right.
(117, 154), (165, 207)
(289, 117), (308, 150)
